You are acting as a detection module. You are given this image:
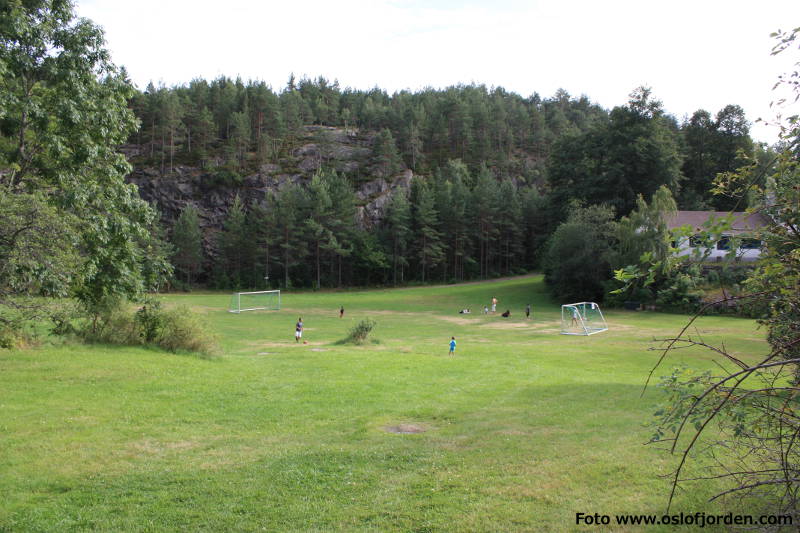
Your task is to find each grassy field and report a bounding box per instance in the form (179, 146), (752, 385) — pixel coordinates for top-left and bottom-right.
(0, 275), (769, 531)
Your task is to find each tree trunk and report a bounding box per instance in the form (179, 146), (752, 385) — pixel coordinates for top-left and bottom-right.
(316, 240), (321, 289)
(284, 228), (290, 288)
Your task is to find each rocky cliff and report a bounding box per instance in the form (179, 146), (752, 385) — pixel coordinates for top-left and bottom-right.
(125, 126), (414, 250)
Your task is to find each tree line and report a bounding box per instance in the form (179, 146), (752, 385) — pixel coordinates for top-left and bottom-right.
(129, 76), (606, 180)
(130, 76), (761, 212)
(171, 161), (548, 290)
(161, 81), (769, 290)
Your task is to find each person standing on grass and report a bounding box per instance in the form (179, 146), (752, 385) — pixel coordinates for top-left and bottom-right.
(525, 303), (531, 319)
(339, 306), (344, 318)
(491, 296), (498, 313)
(449, 336), (456, 356)
(295, 317), (304, 342)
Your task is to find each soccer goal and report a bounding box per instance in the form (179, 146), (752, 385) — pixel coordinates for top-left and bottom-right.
(561, 302), (607, 335)
(229, 290), (281, 313)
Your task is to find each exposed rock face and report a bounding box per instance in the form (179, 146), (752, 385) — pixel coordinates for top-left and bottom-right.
(125, 126), (413, 253)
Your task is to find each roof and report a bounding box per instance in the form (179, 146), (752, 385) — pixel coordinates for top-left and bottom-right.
(665, 211), (770, 234)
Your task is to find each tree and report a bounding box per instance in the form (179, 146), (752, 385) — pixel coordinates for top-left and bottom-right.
(326, 172), (357, 287)
(470, 165), (499, 278)
(372, 128), (402, 178)
(642, 28), (800, 518)
(228, 110), (251, 169)
(0, 0), (170, 318)
(385, 188), (412, 285)
(680, 105), (754, 209)
(410, 178), (444, 283)
(547, 87), (683, 217)
(274, 183), (308, 288)
(194, 106), (216, 167)
(305, 172), (335, 289)
(496, 179), (524, 275)
(543, 203), (616, 302)
(0, 191), (81, 341)
(171, 205), (204, 286)
(216, 195), (250, 288)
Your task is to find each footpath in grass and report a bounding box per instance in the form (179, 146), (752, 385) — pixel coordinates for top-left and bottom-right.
(0, 275), (768, 531)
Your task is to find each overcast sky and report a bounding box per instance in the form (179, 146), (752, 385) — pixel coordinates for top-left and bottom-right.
(76, 0), (799, 143)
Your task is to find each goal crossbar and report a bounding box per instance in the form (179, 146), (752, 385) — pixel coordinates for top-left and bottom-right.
(229, 290), (281, 313)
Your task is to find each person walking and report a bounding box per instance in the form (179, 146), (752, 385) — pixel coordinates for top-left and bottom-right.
(449, 336), (456, 356)
(339, 306), (344, 318)
(525, 303), (531, 319)
(295, 317), (304, 342)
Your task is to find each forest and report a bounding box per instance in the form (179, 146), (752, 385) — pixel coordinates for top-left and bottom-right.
(131, 76), (764, 290)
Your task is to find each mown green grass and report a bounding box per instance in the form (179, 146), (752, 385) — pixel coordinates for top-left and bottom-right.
(0, 275), (768, 531)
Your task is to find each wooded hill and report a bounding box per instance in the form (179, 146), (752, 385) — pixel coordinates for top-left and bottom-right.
(126, 77), (765, 289)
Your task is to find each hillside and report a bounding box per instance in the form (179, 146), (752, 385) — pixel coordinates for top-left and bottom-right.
(126, 126), (415, 249)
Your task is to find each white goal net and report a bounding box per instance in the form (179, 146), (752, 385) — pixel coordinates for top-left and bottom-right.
(561, 302), (607, 335)
(229, 290), (281, 313)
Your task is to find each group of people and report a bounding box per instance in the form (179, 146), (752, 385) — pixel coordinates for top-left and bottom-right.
(293, 301), (534, 355)
(471, 298), (533, 319)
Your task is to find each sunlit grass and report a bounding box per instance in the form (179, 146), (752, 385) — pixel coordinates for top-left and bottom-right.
(0, 275), (767, 531)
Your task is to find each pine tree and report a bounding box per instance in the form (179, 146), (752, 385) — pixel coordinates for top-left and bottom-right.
(326, 173), (357, 287)
(411, 179), (444, 282)
(171, 205), (204, 286)
(470, 166), (499, 278)
(195, 106), (216, 168)
(496, 179), (524, 274)
(229, 111), (251, 170)
(274, 183), (308, 288)
(305, 172), (335, 289)
(217, 195), (249, 288)
(372, 128), (402, 178)
(386, 188), (412, 285)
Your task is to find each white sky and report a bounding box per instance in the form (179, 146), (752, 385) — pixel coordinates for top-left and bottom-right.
(76, 0), (799, 144)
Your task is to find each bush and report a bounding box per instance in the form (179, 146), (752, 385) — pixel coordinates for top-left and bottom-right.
(155, 306), (218, 355)
(135, 298), (165, 343)
(342, 319), (377, 345)
(75, 297), (217, 355)
(81, 298), (140, 345)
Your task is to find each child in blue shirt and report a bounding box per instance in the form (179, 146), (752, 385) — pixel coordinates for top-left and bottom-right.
(449, 336), (456, 355)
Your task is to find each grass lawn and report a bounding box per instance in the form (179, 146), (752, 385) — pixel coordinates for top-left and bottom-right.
(0, 275), (769, 531)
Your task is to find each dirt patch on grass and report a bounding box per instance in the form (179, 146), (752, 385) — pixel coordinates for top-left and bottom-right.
(384, 423), (428, 434)
(246, 340), (325, 347)
(368, 310), (425, 317)
(437, 315), (475, 325)
(480, 321), (533, 330)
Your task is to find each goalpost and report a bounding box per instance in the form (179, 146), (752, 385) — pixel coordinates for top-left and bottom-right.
(561, 302), (607, 335)
(229, 290), (281, 313)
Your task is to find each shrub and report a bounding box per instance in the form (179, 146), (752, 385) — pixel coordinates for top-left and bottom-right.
(81, 297), (139, 345)
(74, 297), (217, 355)
(134, 298), (165, 343)
(155, 306), (218, 355)
(342, 319), (377, 345)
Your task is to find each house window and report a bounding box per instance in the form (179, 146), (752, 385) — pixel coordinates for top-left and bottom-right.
(689, 235), (705, 247)
(716, 236), (731, 251)
(740, 238), (762, 250)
